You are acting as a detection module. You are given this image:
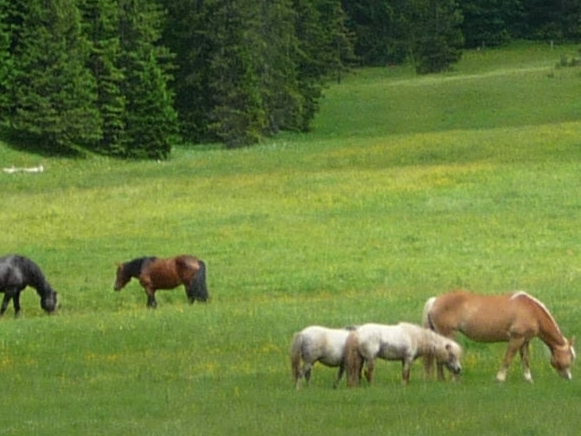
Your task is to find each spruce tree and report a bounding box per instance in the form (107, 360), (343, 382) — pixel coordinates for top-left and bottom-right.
(160, 0), (215, 143)
(203, 0), (267, 147)
(294, 0), (348, 130)
(118, 0), (177, 159)
(81, 0), (127, 156)
(0, 0), (12, 120)
(410, 0), (464, 74)
(8, 0), (101, 152)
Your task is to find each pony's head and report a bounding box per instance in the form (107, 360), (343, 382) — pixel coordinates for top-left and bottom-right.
(551, 337), (576, 380)
(41, 290), (57, 314)
(438, 341), (462, 376)
(114, 263), (131, 291)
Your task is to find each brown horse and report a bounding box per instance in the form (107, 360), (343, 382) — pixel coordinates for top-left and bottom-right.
(114, 255), (209, 308)
(423, 290), (575, 382)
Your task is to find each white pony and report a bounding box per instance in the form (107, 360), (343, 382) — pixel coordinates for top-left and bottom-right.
(345, 322), (462, 386)
(289, 325), (356, 389)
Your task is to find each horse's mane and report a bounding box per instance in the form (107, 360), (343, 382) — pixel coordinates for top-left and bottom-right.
(124, 257), (157, 277)
(511, 291), (563, 337)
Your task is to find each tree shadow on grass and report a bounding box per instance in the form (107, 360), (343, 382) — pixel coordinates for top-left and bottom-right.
(0, 126), (86, 158)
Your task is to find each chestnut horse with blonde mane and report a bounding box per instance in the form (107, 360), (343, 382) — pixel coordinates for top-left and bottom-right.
(423, 290), (575, 382)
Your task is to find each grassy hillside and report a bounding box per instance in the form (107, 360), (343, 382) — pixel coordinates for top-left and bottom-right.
(1, 42), (581, 435)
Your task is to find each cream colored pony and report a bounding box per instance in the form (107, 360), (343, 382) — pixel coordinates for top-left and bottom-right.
(344, 322), (462, 386)
(423, 290), (576, 382)
(289, 325), (355, 389)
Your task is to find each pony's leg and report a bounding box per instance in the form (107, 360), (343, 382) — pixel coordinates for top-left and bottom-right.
(0, 293), (13, 316)
(145, 289), (157, 308)
(496, 337), (524, 382)
(402, 358), (414, 384)
(520, 341), (533, 382)
(333, 364), (346, 389)
(13, 291), (22, 317)
(294, 364), (307, 389)
(364, 359), (374, 384)
(185, 284), (195, 304)
(304, 364), (312, 385)
(436, 362), (446, 381)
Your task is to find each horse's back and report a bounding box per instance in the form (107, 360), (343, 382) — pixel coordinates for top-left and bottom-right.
(356, 323), (414, 360)
(298, 326), (349, 366)
(0, 254), (36, 288)
(0, 255), (19, 287)
(141, 257), (182, 289)
(430, 290), (525, 342)
(174, 255), (202, 278)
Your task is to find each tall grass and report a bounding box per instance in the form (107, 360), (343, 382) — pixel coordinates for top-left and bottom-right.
(1, 42), (581, 435)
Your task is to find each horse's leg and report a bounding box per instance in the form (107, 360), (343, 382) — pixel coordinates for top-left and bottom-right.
(496, 336), (525, 382)
(303, 363), (312, 385)
(364, 358), (374, 384)
(0, 293), (11, 316)
(185, 284), (195, 304)
(402, 358), (412, 384)
(520, 341), (533, 382)
(13, 291), (22, 317)
(436, 362), (446, 381)
(145, 288), (157, 308)
(333, 364), (346, 389)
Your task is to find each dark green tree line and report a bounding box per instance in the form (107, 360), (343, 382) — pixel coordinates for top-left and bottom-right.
(161, 0), (352, 147)
(1, 0), (578, 158)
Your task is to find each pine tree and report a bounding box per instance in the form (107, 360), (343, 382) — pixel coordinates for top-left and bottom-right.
(294, 0), (351, 130)
(8, 0), (101, 152)
(80, 0), (127, 156)
(0, 0), (12, 120)
(410, 0), (464, 74)
(161, 0), (351, 147)
(118, 0), (178, 159)
(160, 0), (215, 143)
(203, 0), (267, 147)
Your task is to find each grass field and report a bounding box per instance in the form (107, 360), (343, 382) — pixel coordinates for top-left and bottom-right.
(1, 42), (581, 435)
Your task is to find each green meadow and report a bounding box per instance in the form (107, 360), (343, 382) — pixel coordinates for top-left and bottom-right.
(1, 42), (581, 435)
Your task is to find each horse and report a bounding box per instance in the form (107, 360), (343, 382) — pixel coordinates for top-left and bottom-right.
(114, 255), (209, 308)
(289, 325), (357, 389)
(422, 290), (576, 382)
(0, 254), (58, 316)
(344, 322), (462, 386)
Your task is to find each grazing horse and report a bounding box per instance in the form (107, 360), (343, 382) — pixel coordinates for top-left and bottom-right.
(0, 254), (58, 316)
(423, 290), (576, 382)
(345, 322), (462, 386)
(290, 325), (356, 389)
(114, 255), (209, 308)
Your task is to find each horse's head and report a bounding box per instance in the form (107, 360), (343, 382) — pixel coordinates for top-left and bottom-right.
(551, 337), (576, 380)
(441, 341), (463, 376)
(41, 290), (58, 314)
(114, 263), (131, 291)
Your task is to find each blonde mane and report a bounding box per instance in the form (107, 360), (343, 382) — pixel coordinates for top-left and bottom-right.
(511, 291), (564, 338)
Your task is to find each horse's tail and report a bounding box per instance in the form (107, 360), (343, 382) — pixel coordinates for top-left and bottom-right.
(289, 333), (304, 387)
(422, 297), (437, 330)
(344, 331), (363, 387)
(422, 297), (438, 379)
(190, 260), (209, 302)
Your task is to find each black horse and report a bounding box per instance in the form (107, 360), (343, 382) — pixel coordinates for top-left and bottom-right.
(0, 254), (58, 316)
